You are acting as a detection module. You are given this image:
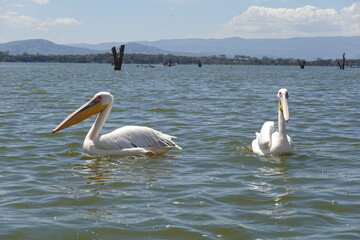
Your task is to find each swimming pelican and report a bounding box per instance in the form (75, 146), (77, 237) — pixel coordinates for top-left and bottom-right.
(52, 92), (181, 156)
(252, 88), (294, 155)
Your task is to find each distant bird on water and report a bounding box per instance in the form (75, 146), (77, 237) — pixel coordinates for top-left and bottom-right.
(252, 88), (294, 155)
(52, 92), (181, 156)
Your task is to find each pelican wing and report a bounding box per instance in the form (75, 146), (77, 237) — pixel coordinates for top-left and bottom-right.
(94, 126), (181, 151)
(287, 135), (294, 149)
(256, 121), (275, 149)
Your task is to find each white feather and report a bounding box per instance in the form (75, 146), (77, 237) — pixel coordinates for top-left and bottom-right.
(94, 126), (181, 152)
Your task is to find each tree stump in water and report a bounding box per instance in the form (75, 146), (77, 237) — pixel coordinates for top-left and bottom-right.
(298, 59), (306, 69)
(112, 45), (125, 70)
(337, 52), (345, 70)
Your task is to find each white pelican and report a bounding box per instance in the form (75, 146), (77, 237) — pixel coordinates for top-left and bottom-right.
(252, 88), (294, 155)
(52, 92), (181, 156)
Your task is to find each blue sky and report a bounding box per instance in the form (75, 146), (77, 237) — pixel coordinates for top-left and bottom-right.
(0, 0), (359, 44)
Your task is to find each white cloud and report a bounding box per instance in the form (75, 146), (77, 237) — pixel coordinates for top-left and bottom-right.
(0, 0), (81, 30)
(26, 0), (49, 4)
(222, 2), (360, 38)
(40, 17), (82, 28)
(340, 2), (360, 36)
(7, 4), (24, 8)
(0, 11), (82, 30)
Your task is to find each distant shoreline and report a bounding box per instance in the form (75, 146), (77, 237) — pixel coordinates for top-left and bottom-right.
(1, 51), (359, 67)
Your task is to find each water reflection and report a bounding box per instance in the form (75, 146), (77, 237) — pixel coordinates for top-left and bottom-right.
(250, 163), (288, 195)
(250, 156), (293, 220)
(51, 155), (178, 225)
(71, 155), (176, 194)
(256, 155), (289, 178)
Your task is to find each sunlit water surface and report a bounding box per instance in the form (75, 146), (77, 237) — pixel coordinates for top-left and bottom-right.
(0, 63), (359, 239)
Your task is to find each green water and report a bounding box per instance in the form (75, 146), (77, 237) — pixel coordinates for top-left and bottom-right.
(0, 63), (359, 239)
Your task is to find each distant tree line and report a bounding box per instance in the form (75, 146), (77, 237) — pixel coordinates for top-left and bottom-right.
(0, 51), (359, 67)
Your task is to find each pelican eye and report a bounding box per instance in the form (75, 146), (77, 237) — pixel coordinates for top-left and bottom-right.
(91, 96), (102, 104)
(285, 92), (289, 99)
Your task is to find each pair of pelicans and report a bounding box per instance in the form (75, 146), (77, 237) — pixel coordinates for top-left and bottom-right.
(52, 89), (294, 156)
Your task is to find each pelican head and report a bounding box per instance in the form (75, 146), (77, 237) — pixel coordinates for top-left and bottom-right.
(277, 88), (289, 122)
(52, 92), (113, 133)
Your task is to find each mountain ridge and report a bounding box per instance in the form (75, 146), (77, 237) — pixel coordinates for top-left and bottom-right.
(0, 39), (104, 55)
(1, 36), (359, 60)
(137, 36), (360, 60)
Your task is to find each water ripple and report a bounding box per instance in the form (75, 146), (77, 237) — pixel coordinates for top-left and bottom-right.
(0, 63), (359, 239)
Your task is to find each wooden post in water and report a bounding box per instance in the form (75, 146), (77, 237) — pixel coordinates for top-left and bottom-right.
(197, 59), (202, 67)
(337, 52), (345, 70)
(298, 59), (306, 69)
(118, 45), (125, 70)
(111, 45), (125, 70)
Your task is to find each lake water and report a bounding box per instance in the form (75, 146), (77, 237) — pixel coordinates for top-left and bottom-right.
(0, 62), (359, 239)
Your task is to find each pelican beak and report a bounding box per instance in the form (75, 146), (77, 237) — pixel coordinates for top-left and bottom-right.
(52, 96), (106, 133)
(279, 96), (290, 122)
